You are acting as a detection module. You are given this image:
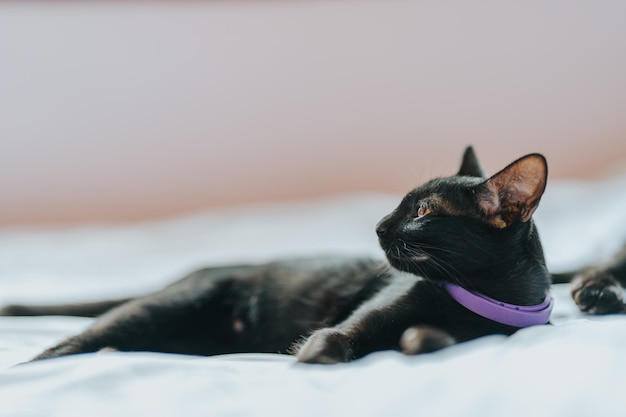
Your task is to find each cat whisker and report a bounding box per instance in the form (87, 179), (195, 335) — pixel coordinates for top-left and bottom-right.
(398, 240), (429, 260)
(397, 239), (470, 287)
(405, 241), (464, 258)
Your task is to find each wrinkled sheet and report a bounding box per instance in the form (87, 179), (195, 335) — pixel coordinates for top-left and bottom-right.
(1, 177), (626, 417)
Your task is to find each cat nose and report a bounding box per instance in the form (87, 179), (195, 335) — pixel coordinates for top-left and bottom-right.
(376, 213), (395, 238)
(376, 222), (388, 237)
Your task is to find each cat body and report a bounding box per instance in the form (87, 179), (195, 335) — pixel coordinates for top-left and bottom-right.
(1, 147), (552, 363)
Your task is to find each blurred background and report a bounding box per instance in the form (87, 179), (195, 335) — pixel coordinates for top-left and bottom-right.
(1, 0), (625, 226)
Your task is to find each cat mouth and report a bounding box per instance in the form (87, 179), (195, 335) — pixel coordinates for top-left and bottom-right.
(383, 244), (429, 263)
(384, 252), (429, 274)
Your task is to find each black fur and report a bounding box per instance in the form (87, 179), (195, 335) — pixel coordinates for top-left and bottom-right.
(1, 147), (552, 364)
(553, 245), (626, 314)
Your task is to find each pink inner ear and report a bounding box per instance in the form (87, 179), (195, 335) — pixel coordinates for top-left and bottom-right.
(477, 154), (547, 226)
(476, 182), (501, 216)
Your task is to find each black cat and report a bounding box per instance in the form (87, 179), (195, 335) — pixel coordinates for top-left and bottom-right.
(1, 147), (553, 364)
(553, 245), (626, 314)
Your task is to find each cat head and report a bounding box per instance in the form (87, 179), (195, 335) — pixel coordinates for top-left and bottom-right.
(376, 146), (548, 285)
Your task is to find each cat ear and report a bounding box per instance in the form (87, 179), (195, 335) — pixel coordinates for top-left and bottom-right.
(474, 154), (548, 228)
(457, 146), (486, 178)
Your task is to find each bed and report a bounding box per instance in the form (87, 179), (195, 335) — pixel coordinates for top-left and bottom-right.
(1, 174), (626, 417)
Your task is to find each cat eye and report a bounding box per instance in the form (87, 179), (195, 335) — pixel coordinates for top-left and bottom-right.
(416, 205), (431, 218)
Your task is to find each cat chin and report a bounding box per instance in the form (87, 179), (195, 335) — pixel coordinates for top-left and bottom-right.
(385, 256), (429, 275)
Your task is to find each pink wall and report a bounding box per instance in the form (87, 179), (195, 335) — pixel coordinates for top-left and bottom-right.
(1, 0), (626, 225)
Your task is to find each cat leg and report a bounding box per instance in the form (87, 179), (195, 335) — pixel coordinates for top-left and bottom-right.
(296, 274), (425, 364)
(399, 325), (456, 355)
(570, 268), (625, 315)
(30, 278), (239, 361)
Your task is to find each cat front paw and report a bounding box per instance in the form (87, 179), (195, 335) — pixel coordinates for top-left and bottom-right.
(296, 329), (352, 364)
(571, 269), (625, 315)
(399, 325), (455, 355)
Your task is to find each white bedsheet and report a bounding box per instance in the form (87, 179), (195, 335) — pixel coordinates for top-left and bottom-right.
(1, 177), (626, 417)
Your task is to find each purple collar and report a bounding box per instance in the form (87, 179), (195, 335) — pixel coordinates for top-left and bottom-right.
(444, 283), (554, 328)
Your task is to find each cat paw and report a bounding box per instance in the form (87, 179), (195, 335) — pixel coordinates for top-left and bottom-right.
(571, 269), (625, 315)
(296, 329), (352, 364)
(400, 325), (456, 355)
